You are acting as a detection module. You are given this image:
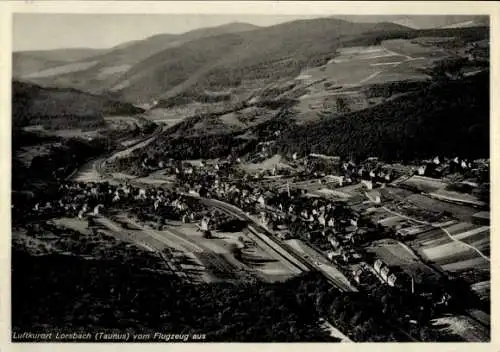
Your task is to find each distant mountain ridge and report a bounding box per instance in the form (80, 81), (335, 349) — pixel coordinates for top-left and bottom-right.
(13, 16), (489, 106)
(90, 18), (413, 103)
(332, 15), (489, 29)
(13, 22), (261, 80)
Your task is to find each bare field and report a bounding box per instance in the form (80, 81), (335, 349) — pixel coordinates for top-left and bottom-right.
(380, 187), (415, 201)
(144, 102), (226, 121)
(72, 160), (103, 183)
(291, 42), (437, 121)
(299, 41), (433, 88)
(103, 115), (149, 128)
(108, 135), (157, 161)
(381, 39), (450, 59)
(441, 257), (488, 272)
(430, 189), (486, 207)
(22, 60), (100, 79)
(420, 240), (474, 261)
(412, 221), (490, 290)
(133, 170), (176, 184)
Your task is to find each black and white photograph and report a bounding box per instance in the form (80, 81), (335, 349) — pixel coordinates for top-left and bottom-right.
(7, 3), (493, 344)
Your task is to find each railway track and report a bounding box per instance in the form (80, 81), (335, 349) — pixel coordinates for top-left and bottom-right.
(83, 144), (423, 341)
(203, 198), (357, 292)
(201, 198), (425, 341)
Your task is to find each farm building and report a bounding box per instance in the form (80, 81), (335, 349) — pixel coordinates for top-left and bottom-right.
(374, 259), (384, 273)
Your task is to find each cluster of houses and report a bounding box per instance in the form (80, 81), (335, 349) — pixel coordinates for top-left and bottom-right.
(24, 181), (207, 225)
(414, 156), (488, 179)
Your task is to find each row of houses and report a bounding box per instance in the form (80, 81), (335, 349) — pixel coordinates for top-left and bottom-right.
(22, 181), (207, 225)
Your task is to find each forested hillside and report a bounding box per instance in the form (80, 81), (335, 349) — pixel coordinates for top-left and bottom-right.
(13, 249), (456, 342)
(276, 71), (489, 161)
(12, 81), (144, 129)
(130, 70), (488, 167)
(114, 23), (488, 104)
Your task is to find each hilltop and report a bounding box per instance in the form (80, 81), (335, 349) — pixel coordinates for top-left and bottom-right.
(109, 19), (413, 104)
(13, 17), (488, 109)
(13, 22), (260, 93)
(102, 20), (488, 106)
(127, 69), (488, 167)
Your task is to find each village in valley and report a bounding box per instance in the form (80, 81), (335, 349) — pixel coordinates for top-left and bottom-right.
(10, 12), (491, 343)
(13, 141), (490, 341)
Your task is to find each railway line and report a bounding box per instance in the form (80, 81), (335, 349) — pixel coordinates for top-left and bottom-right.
(74, 130), (422, 341)
(202, 197), (357, 292)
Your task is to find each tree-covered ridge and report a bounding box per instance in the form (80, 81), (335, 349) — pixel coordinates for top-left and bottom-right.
(276, 71), (489, 162)
(12, 81), (144, 129)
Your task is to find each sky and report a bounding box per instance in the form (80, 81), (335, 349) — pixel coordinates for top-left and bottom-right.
(13, 14), (320, 51)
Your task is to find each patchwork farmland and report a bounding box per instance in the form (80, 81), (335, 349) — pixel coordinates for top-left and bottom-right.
(289, 38), (458, 122)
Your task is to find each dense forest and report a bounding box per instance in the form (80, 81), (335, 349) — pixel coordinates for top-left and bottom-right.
(114, 70), (488, 176)
(275, 71), (489, 162)
(12, 81), (144, 129)
(13, 248), (440, 342)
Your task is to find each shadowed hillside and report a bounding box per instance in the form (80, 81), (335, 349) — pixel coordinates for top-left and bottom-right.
(276, 71), (489, 161)
(12, 81), (144, 130)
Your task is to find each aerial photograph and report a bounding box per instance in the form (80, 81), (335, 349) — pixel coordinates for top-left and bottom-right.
(11, 12), (490, 342)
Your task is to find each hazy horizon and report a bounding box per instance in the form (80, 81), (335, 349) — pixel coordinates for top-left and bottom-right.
(13, 14), (487, 52)
(13, 14), (320, 52)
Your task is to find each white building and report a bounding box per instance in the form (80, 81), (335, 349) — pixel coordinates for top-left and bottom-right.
(361, 180), (373, 190)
